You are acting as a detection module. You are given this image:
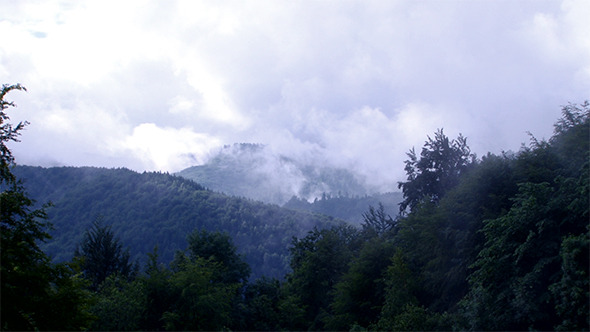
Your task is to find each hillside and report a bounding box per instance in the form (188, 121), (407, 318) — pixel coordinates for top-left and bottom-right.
(284, 192), (403, 224)
(13, 166), (340, 279)
(176, 143), (372, 205)
(4, 95), (588, 331)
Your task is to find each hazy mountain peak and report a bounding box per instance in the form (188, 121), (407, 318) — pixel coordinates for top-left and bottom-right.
(177, 143), (370, 205)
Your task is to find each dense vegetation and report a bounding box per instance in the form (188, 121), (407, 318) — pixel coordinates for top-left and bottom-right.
(2, 82), (588, 331)
(13, 165), (339, 279)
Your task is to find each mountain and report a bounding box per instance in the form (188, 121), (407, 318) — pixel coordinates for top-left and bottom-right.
(176, 143), (372, 205)
(13, 166), (340, 279)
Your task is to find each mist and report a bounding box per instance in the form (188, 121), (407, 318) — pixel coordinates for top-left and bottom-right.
(177, 143), (377, 205)
(1, 0), (588, 186)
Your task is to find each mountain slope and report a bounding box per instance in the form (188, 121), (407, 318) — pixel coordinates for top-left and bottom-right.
(14, 166), (340, 279)
(284, 192), (403, 224)
(176, 143), (370, 205)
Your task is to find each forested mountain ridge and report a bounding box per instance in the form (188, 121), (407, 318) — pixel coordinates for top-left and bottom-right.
(284, 191), (402, 224)
(3, 82), (588, 332)
(12, 166), (340, 279)
(177, 143), (371, 205)
(276, 102), (589, 331)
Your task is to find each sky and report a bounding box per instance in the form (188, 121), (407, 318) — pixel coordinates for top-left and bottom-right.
(1, 0), (589, 191)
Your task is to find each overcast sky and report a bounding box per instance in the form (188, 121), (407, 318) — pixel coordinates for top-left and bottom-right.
(1, 0), (589, 189)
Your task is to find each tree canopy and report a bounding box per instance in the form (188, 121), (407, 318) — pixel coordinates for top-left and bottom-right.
(398, 129), (475, 214)
(74, 218), (136, 290)
(2, 85), (587, 331)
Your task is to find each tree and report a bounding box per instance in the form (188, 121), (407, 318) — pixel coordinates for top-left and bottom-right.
(325, 238), (396, 330)
(461, 110), (589, 330)
(163, 230), (251, 330)
(361, 202), (395, 237)
(550, 232), (589, 331)
(163, 257), (240, 331)
(1, 83), (93, 330)
(285, 224), (360, 330)
(398, 129), (475, 214)
(1, 84), (28, 183)
(75, 217), (136, 290)
(376, 249), (419, 326)
(240, 277), (283, 331)
(463, 183), (560, 330)
(184, 229), (250, 284)
(89, 275), (146, 331)
(140, 246), (174, 330)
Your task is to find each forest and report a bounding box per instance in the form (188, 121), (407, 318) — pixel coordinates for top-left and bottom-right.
(11, 165), (340, 279)
(1, 82), (589, 331)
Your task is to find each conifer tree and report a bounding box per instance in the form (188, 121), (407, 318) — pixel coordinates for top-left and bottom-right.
(75, 217), (136, 290)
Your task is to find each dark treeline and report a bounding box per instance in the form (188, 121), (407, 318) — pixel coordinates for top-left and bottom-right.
(279, 102), (589, 331)
(1, 82), (588, 331)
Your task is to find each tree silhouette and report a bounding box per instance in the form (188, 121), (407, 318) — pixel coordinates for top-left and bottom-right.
(398, 129), (475, 214)
(1, 83), (93, 330)
(75, 217), (136, 290)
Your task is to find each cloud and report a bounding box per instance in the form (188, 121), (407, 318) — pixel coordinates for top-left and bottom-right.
(1, 0), (589, 188)
(121, 123), (221, 172)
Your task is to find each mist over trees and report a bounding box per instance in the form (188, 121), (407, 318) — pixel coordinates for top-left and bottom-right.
(1, 83), (588, 331)
(176, 143), (373, 205)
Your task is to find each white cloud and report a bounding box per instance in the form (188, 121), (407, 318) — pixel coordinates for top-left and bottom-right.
(122, 123), (221, 172)
(1, 0), (589, 188)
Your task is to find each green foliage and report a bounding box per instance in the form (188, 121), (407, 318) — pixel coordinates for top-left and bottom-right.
(1, 83), (94, 331)
(185, 229), (250, 283)
(550, 232), (590, 331)
(0, 83), (28, 182)
(377, 249), (418, 323)
(285, 224), (360, 330)
(90, 275), (146, 331)
(140, 247), (174, 330)
(3, 87), (588, 331)
(325, 238), (396, 330)
(239, 277), (283, 331)
(75, 218), (137, 290)
(377, 303), (451, 331)
(15, 165), (339, 279)
(163, 257), (239, 331)
(460, 103), (589, 331)
(393, 201), (459, 311)
(398, 129), (475, 214)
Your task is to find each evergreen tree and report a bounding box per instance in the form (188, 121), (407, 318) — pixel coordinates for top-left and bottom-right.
(75, 217), (136, 290)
